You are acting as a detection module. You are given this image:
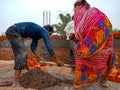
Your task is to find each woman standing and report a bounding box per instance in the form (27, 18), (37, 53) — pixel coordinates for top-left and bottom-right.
(72, 0), (116, 89)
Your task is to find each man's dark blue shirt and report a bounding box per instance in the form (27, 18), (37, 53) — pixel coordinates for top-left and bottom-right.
(15, 22), (54, 55)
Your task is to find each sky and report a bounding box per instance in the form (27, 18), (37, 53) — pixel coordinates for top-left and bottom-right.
(0, 0), (120, 35)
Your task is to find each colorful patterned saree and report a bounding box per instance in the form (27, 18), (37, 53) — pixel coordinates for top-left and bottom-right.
(73, 6), (115, 89)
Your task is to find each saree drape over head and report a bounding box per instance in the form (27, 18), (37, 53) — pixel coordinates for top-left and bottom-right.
(73, 6), (115, 88)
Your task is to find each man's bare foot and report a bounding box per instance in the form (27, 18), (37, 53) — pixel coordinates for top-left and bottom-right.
(12, 83), (24, 88)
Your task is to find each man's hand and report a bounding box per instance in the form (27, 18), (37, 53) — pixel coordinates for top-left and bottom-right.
(55, 60), (64, 67)
(51, 54), (64, 67)
(36, 57), (47, 66)
(36, 57), (46, 64)
(33, 50), (46, 64)
(51, 54), (56, 61)
(36, 57), (44, 62)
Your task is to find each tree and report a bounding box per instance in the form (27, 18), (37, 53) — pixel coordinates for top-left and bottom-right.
(52, 13), (72, 36)
(113, 28), (120, 32)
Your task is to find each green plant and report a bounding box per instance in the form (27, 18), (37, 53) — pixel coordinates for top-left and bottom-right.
(52, 13), (72, 36)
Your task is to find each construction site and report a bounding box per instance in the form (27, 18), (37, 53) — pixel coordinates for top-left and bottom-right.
(0, 36), (120, 90)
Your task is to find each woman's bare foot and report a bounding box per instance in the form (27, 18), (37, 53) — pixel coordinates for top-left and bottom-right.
(99, 80), (110, 88)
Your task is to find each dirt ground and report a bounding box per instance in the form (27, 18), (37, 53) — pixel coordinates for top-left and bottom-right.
(0, 60), (120, 90)
(0, 60), (72, 90)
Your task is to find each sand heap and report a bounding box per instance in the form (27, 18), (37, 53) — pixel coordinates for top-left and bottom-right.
(20, 68), (65, 90)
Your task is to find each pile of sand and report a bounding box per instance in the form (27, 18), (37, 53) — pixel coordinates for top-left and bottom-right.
(20, 68), (72, 90)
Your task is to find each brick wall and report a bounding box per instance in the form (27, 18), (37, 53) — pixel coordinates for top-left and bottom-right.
(0, 36), (120, 66)
(0, 36), (70, 64)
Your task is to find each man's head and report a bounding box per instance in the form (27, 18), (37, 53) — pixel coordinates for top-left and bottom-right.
(69, 33), (75, 40)
(72, 15), (74, 20)
(43, 25), (54, 35)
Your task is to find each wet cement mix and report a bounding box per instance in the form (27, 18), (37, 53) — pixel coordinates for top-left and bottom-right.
(20, 68), (72, 90)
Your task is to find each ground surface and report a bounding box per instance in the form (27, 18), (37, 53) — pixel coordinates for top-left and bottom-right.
(0, 60), (120, 90)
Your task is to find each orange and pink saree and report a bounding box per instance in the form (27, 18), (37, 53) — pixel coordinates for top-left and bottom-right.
(73, 6), (115, 88)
